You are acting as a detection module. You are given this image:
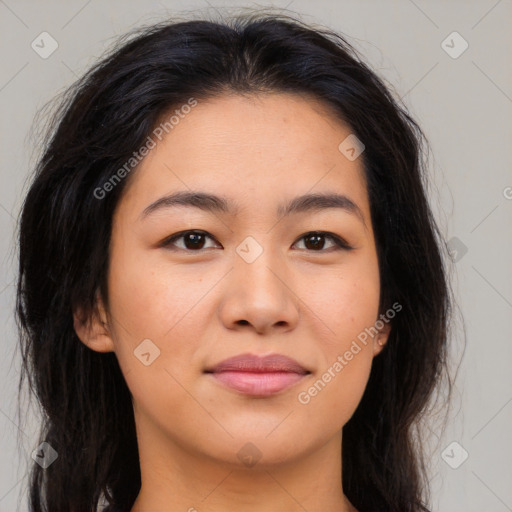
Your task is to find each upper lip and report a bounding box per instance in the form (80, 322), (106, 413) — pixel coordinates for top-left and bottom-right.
(205, 353), (310, 374)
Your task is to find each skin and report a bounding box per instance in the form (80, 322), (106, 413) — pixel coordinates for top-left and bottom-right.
(75, 92), (391, 512)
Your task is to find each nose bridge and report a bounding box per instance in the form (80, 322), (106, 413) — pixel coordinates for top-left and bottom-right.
(234, 233), (286, 299)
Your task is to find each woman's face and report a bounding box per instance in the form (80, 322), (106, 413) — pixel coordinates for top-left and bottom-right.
(78, 92), (389, 468)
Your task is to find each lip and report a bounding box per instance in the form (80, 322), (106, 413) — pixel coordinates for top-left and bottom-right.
(205, 353), (310, 397)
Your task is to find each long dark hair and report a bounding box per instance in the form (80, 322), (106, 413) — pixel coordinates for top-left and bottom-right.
(16, 9), (454, 512)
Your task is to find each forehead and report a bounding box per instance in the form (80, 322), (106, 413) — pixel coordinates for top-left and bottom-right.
(117, 92), (371, 223)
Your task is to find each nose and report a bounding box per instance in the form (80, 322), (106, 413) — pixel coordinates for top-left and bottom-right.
(217, 243), (300, 335)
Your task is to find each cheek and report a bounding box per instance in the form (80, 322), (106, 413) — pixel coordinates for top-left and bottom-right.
(296, 338), (374, 432)
(293, 257), (379, 421)
(108, 246), (208, 337)
(106, 256), (206, 428)
(105, 246), (208, 383)
(301, 255), (381, 342)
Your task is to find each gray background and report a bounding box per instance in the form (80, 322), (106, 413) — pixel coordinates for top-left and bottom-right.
(1, 1), (511, 511)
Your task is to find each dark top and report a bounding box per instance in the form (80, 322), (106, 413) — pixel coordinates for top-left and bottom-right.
(102, 505), (129, 512)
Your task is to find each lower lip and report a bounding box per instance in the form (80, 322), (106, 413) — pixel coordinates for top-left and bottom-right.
(209, 371), (306, 396)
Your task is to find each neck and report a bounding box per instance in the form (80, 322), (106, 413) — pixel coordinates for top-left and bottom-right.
(130, 417), (357, 512)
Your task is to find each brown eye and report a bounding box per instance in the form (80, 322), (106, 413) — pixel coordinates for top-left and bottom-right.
(293, 231), (352, 252)
(162, 230), (219, 251)
(303, 233), (326, 250)
(161, 230), (352, 253)
(182, 232), (206, 250)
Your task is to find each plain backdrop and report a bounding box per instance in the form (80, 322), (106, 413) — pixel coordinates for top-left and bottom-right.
(1, 1), (511, 511)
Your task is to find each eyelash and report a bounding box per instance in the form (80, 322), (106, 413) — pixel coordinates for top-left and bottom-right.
(161, 230), (353, 253)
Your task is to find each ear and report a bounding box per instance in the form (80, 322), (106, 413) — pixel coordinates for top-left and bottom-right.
(73, 293), (115, 353)
(372, 320), (392, 357)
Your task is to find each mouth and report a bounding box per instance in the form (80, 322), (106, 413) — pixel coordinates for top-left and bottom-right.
(204, 353), (311, 397)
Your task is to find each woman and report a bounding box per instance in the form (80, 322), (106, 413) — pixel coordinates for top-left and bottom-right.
(16, 10), (452, 512)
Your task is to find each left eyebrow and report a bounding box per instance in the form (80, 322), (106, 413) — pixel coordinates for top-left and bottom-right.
(140, 190), (367, 229)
